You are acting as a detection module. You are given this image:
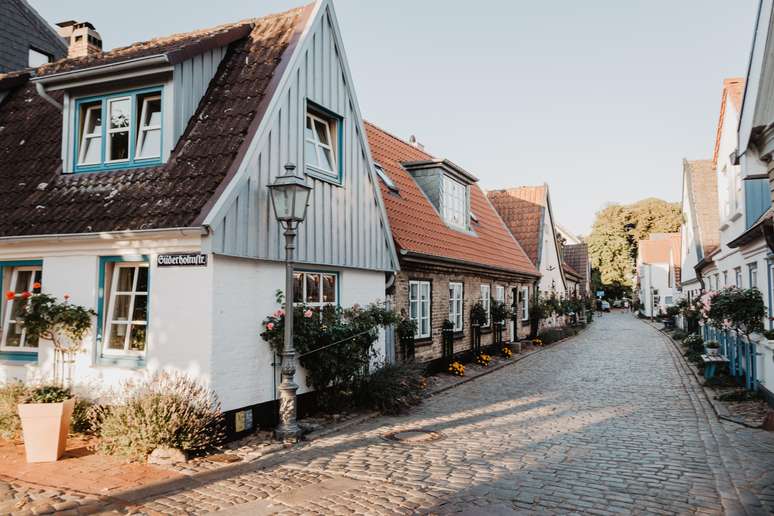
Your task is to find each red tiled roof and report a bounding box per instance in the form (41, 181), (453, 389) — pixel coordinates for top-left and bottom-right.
(487, 186), (547, 266)
(638, 233), (680, 264)
(0, 6), (311, 236)
(713, 78), (745, 165)
(684, 159), (720, 258)
(562, 261), (582, 281)
(365, 122), (538, 277)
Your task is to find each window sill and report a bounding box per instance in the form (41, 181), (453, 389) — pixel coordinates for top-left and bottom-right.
(452, 331), (464, 340)
(0, 351), (38, 364)
(72, 159), (163, 175)
(305, 165), (342, 186)
(97, 355), (146, 369)
(414, 337), (433, 347)
(480, 327), (492, 335)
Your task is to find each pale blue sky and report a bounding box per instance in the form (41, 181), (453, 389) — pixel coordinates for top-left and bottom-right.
(32, 0), (758, 236)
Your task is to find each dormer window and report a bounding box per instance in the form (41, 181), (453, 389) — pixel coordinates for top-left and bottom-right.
(73, 87), (163, 172)
(304, 102), (342, 183)
(442, 175), (467, 230)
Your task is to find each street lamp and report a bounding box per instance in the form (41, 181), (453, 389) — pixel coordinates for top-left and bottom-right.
(267, 162), (312, 441)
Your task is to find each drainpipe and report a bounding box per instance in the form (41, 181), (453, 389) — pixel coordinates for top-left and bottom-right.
(35, 82), (62, 111)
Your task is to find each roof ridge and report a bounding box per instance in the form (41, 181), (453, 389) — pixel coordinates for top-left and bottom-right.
(363, 120), (434, 160)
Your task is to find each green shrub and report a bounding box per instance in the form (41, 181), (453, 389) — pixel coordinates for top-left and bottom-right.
(71, 397), (103, 435)
(683, 334), (704, 353)
(96, 372), (225, 461)
(23, 384), (71, 404)
(354, 362), (425, 415)
(671, 330), (687, 341)
(0, 382), (30, 439)
(538, 326), (578, 345)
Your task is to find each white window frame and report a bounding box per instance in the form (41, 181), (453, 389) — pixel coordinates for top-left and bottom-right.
(409, 280), (431, 339)
(293, 271), (338, 309)
(135, 94), (162, 160)
(103, 263), (149, 357)
(442, 175), (467, 230)
(305, 111), (338, 177)
(735, 267), (743, 288)
(494, 285), (505, 303)
(749, 263), (758, 290)
(521, 286), (530, 321)
(480, 284), (491, 327)
(106, 96), (132, 163)
(1, 266), (42, 352)
(448, 282), (463, 332)
(78, 103), (103, 165)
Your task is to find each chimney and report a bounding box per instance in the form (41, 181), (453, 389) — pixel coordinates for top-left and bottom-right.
(56, 21), (102, 58)
(408, 135), (425, 151)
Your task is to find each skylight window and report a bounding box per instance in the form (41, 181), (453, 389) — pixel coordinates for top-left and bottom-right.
(442, 175), (467, 230)
(374, 164), (398, 193)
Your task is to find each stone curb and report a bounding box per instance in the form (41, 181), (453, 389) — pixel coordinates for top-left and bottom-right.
(643, 320), (760, 429)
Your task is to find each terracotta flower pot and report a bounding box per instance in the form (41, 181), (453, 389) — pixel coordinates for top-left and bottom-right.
(17, 398), (75, 463)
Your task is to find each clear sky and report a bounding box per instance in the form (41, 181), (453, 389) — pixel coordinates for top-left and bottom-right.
(32, 0), (758, 237)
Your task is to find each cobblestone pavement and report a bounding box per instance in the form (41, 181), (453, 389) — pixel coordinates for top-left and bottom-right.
(3, 313), (773, 515)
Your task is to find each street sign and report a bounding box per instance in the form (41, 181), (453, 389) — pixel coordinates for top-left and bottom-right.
(596, 291), (604, 298)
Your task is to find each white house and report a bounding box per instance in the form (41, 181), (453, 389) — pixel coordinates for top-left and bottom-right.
(0, 0), (398, 434)
(488, 185), (567, 298)
(726, 0), (774, 406)
(637, 233), (680, 317)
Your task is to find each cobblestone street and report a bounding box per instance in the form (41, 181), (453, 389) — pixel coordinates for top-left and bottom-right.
(4, 313), (774, 515)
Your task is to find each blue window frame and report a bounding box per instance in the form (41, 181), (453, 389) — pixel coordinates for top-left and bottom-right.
(96, 255), (150, 367)
(0, 260), (43, 363)
(304, 100), (344, 185)
(73, 86), (163, 173)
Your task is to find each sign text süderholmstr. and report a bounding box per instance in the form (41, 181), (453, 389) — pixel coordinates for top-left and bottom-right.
(157, 253), (208, 267)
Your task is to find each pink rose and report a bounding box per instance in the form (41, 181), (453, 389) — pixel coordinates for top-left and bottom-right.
(274, 309), (285, 318)
(266, 322), (274, 331)
(304, 309), (313, 318)
(64, 293), (70, 301)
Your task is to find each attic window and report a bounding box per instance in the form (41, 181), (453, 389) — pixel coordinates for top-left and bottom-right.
(73, 87), (163, 172)
(304, 102), (342, 183)
(442, 175), (467, 230)
(374, 164), (398, 193)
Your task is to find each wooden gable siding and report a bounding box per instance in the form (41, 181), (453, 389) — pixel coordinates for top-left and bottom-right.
(173, 46), (228, 146)
(205, 3), (395, 272)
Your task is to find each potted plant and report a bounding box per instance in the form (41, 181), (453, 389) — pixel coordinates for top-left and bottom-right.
(705, 340), (720, 357)
(17, 385), (74, 462)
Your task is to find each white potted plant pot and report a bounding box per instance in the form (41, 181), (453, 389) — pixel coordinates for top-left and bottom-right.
(18, 397), (75, 463)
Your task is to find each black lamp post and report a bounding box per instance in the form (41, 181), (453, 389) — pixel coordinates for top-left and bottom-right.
(267, 162), (312, 441)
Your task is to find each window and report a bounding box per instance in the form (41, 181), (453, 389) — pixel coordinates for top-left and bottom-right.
(293, 271), (338, 309)
(715, 274), (720, 289)
(480, 284), (491, 327)
(735, 267), (743, 288)
(749, 263), (758, 289)
(409, 281), (431, 339)
(28, 48), (52, 67)
(448, 282), (463, 332)
(74, 87), (163, 172)
(664, 296), (673, 305)
(520, 286), (529, 321)
(494, 285), (505, 303)
(374, 164), (398, 193)
(103, 263), (148, 356)
(722, 271), (728, 286)
(305, 107), (340, 179)
(1, 267), (42, 351)
(442, 175), (467, 230)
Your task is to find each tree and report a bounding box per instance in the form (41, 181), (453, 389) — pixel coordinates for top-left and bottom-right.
(587, 198), (681, 289)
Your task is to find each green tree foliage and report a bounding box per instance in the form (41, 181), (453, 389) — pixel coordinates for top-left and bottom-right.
(588, 198), (681, 288)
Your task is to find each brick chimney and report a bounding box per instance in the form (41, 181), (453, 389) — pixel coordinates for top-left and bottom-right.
(56, 21), (102, 58)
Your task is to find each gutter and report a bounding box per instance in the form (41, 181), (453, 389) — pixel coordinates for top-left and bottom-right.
(34, 82), (62, 111)
(0, 226), (207, 244)
(31, 54), (171, 86)
(400, 250), (540, 281)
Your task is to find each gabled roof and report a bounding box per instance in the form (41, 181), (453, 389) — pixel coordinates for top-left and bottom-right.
(487, 186), (547, 266)
(713, 78), (745, 165)
(683, 159), (720, 259)
(365, 122), (538, 278)
(0, 5), (312, 237)
(562, 261), (582, 281)
(639, 233), (680, 264)
(563, 243), (589, 286)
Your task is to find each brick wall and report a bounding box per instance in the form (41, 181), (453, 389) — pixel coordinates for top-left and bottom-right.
(393, 261), (535, 363)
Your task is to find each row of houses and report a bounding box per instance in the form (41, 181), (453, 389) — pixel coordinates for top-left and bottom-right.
(0, 0), (590, 432)
(675, 0), (774, 406)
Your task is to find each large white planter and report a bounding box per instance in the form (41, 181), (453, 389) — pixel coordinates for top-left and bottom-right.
(17, 398), (75, 463)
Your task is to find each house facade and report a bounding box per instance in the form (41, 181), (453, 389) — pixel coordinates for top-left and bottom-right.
(0, 0), (398, 432)
(637, 233), (680, 317)
(0, 0), (68, 72)
(365, 123), (539, 365)
(488, 185), (567, 298)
